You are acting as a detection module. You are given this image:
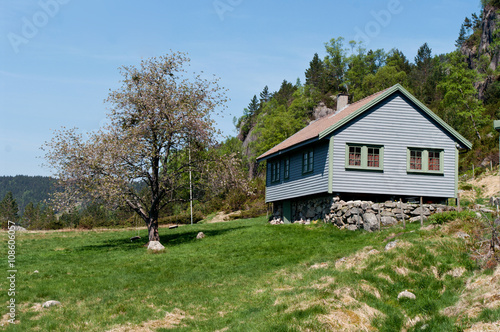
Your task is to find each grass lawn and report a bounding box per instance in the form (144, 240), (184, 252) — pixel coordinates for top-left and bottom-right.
(0, 216), (497, 331)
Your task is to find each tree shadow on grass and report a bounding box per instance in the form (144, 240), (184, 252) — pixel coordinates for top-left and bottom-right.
(75, 225), (249, 252)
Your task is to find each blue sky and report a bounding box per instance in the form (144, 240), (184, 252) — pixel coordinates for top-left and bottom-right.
(0, 0), (482, 176)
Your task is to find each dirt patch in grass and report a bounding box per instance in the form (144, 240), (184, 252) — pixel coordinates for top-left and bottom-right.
(106, 308), (191, 332)
(442, 266), (500, 320)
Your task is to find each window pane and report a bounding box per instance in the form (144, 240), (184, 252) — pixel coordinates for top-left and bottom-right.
(428, 151), (440, 171)
(367, 147), (380, 167)
(410, 150), (422, 170)
(349, 146), (361, 166)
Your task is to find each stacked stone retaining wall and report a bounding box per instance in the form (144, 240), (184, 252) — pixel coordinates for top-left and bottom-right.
(270, 196), (456, 231)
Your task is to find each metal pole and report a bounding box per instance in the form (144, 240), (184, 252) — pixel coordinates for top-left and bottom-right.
(189, 142), (193, 226)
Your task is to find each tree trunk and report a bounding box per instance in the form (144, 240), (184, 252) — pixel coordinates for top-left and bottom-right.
(146, 218), (160, 242)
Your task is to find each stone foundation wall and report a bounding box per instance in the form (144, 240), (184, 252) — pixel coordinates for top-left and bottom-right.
(270, 196), (456, 231)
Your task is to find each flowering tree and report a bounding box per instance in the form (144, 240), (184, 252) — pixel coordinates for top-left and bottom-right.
(43, 52), (227, 243)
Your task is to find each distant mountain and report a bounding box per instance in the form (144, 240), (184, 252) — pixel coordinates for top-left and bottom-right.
(0, 176), (56, 213)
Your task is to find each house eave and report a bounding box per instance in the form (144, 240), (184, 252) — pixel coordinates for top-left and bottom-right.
(256, 137), (319, 161)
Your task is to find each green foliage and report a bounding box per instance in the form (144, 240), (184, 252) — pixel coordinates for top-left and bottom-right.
(158, 211), (204, 225)
(0, 191), (19, 226)
(0, 176), (55, 213)
(438, 51), (488, 141)
(428, 210), (477, 225)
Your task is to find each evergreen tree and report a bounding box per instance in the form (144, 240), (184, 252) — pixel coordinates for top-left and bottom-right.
(0, 191), (19, 225)
(273, 80), (297, 106)
(386, 49), (411, 74)
(411, 43), (435, 103)
(259, 85), (270, 104)
(246, 95), (259, 118)
(21, 201), (39, 228)
(456, 24), (468, 48)
(305, 53), (326, 91)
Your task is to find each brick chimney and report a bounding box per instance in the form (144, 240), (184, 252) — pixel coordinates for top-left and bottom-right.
(336, 94), (349, 113)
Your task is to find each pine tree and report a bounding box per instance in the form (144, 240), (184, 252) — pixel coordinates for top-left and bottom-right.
(21, 202), (39, 228)
(305, 53), (325, 90)
(0, 191), (19, 226)
(456, 24), (468, 48)
(259, 85), (270, 104)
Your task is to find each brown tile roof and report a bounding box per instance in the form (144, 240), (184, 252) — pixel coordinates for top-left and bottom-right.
(257, 87), (390, 160)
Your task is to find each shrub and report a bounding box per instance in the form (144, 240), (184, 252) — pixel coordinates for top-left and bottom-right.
(428, 210), (476, 225)
(459, 183), (473, 191)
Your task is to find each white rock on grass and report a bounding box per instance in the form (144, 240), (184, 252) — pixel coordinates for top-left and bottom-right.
(397, 290), (416, 300)
(385, 240), (398, 251)
(42, 300), (61, 308)
(147, 241), (165, 251)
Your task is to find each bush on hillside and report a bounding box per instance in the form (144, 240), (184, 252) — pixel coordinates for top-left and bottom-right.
(428, 210), (477, 225)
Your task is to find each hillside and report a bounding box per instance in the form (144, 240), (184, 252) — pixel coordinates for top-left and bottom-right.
(4, 216), (499, 331)
(0, 176), (56, 212)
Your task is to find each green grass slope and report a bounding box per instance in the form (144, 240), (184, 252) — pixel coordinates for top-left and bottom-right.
(0, 217), (498, 331)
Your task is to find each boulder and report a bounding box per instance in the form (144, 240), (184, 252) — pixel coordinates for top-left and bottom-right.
(147, 241), (165, 251)
(397, 290), (416, 300)
(42, 300), (61, 308)
(385, 201), (397, 208)
(196, 232), (205, 239)
(411, 207), (431, 216)
(385, 240), (398, 251)
(363, 212), (379, 232)
(409, 216), (427, 223)
(346, 225), (358, 231)
(381, 216), (397, 226)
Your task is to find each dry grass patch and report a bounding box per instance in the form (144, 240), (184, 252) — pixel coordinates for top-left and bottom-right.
(309, 262), (329, 269)
(318, 303), (382, 331)
(464, 320), (500, 331)
(106, 308), (191, 332)
(309, 276), (336, 290)
(359, 282), (381, 299)
(335, 247), (379, 271)
(442, 266), (500, 319)
(394, 266), (410, 276)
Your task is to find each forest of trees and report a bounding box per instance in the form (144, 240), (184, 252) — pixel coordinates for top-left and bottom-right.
(2, 0), (500, 230)
(234, 1), (500, 177)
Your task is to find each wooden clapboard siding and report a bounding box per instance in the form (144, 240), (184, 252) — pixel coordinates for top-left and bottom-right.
(330, 92), (457, 198)
(265, 142), (329, 202)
